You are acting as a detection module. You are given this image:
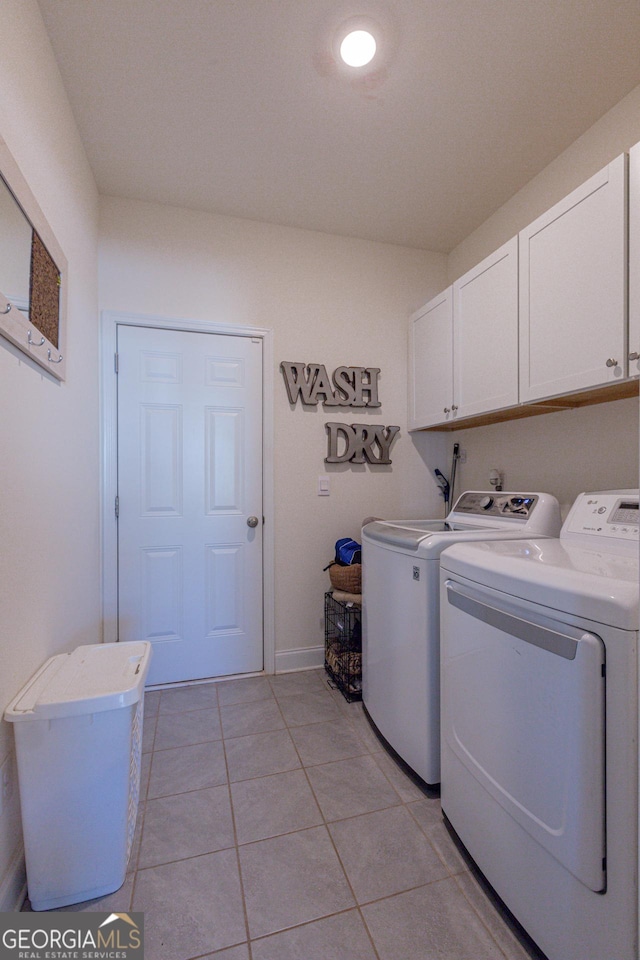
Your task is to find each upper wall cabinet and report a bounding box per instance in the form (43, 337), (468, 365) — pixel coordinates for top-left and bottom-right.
(409, 238), (518, 430)
(453, 237), (518, 419)
(408, 288), (453, 429)
(629, 141), (640, 378)
(519, 153), (627, 403)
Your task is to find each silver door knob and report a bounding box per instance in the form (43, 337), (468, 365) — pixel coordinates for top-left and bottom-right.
(629, 351), (639, 361)
(605, 358), (618, 367)
(247, 516), (259, 528)
(443, 407), (450, 414)
(451, 404), (458, 412)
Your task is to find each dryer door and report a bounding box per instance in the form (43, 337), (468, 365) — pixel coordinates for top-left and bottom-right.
(442, 577), (606, 892)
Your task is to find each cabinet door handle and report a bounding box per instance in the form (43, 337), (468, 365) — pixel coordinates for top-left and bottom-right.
(443, 407), (450, 414)
(629, 351), (639, 362)
(605, 358), (618, 367)
(451, 404), (458, 412)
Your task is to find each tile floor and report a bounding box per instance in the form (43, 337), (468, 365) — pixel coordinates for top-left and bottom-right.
(26, 668), (544, 960)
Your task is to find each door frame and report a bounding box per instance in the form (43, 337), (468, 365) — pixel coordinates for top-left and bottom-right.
(100, 310), (275, 675)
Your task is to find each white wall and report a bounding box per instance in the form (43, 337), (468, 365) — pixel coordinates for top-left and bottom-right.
(99, 197), (449, 665)
(451, 399), (638, 517)
(0, 2), (100, 909)
(444, 84), (640, 513)
(448, 84), (640, 283)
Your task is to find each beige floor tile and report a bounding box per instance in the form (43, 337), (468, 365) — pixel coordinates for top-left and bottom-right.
(268, 669), (327, 699)
(278, 690), (344, 727)
(133, 849), (246, 960)
(346, 713), (385, 753)
(148, 740), (227, 799)
(373, 750), (430, 802)
(154, 707), (222, 750)
(158, 682), (219, 715)
(225, 729), (300, 782)
(239, 826), (354, 939)
(424, 820), (470, 876)
(455, 871), (545, 960)
(139, 785), (234, 868)
(122, 672), (542, 960)
(220, 698), (285, 738)
(231, 768), (323, 844)
(306, 754), (401, 821)
(198, 947), (250, 960)
(289, 718), (368, 766)
(361, 878), (506, 960)
(251, 910), (378, 960)
(329, 806), (449, 903)
(406, 796), (443, 831)
(216, 676), (274, 706)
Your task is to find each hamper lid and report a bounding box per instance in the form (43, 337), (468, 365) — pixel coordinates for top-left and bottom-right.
(5, 641), (151, 721)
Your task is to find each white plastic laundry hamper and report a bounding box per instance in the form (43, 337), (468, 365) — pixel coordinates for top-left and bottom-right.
(5, 641), (151, 911)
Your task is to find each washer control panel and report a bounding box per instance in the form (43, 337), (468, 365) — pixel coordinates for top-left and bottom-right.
(564, 491), (639, 542)
(453, 492), (538, 519)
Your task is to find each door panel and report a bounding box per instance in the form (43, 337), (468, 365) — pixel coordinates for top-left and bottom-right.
(117, 324), (263, 685)
(442, 577), (605, 892)
(519, 154), (627, 401)
(453, 236), (518, 418)
(408, 288), (453, 429)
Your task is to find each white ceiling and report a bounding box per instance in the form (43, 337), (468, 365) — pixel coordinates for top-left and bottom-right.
(38, 0), (640, 251)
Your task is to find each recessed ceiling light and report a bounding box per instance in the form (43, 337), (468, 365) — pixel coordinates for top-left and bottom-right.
(339, 29), (377, 68)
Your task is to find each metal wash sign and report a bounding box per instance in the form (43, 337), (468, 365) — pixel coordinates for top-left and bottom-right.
(280, 361), (400, 465)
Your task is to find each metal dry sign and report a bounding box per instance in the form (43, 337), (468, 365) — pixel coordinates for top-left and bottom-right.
(280, 361), (400, 465)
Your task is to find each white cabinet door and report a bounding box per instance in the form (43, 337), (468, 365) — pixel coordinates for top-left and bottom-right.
(519, 153), (627, 402)
(629, 141), (640, 378)
(408, 288), (453, 429)
(453, 237), (518, 418)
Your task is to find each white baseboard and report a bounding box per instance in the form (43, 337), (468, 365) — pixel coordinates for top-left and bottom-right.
(275, 645), (324, 673)
(0, 845), (26, 912)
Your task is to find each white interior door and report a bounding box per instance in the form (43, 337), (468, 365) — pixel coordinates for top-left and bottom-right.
(116, 324), (263, 685)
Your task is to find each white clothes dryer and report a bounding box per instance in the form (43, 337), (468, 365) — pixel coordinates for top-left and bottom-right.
(440, 490), (639, 960)
(361, 490), (561, 786)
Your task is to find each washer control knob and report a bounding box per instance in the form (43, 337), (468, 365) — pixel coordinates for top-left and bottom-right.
(479, 496), (494, 510)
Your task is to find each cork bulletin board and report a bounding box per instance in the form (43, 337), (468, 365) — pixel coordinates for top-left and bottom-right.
(30, 231), (61, 349)
(0, 140), (67, 381)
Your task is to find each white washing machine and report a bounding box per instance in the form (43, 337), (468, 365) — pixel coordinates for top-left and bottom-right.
(440, 490), (639, 960)
(361, 490), (561, 786)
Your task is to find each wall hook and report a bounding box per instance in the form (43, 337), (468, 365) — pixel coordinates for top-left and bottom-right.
(47, 349), (63, 364)
(28, 330), (45, 347)
(1, 302), (11, 315)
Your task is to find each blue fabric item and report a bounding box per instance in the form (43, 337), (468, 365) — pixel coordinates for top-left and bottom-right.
(335, 537), (362, 565)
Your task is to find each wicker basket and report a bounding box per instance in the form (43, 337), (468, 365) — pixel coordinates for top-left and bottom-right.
(328, 562), (361, 593)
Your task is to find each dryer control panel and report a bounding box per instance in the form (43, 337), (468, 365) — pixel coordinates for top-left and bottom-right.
(564, 491), (639, 543)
